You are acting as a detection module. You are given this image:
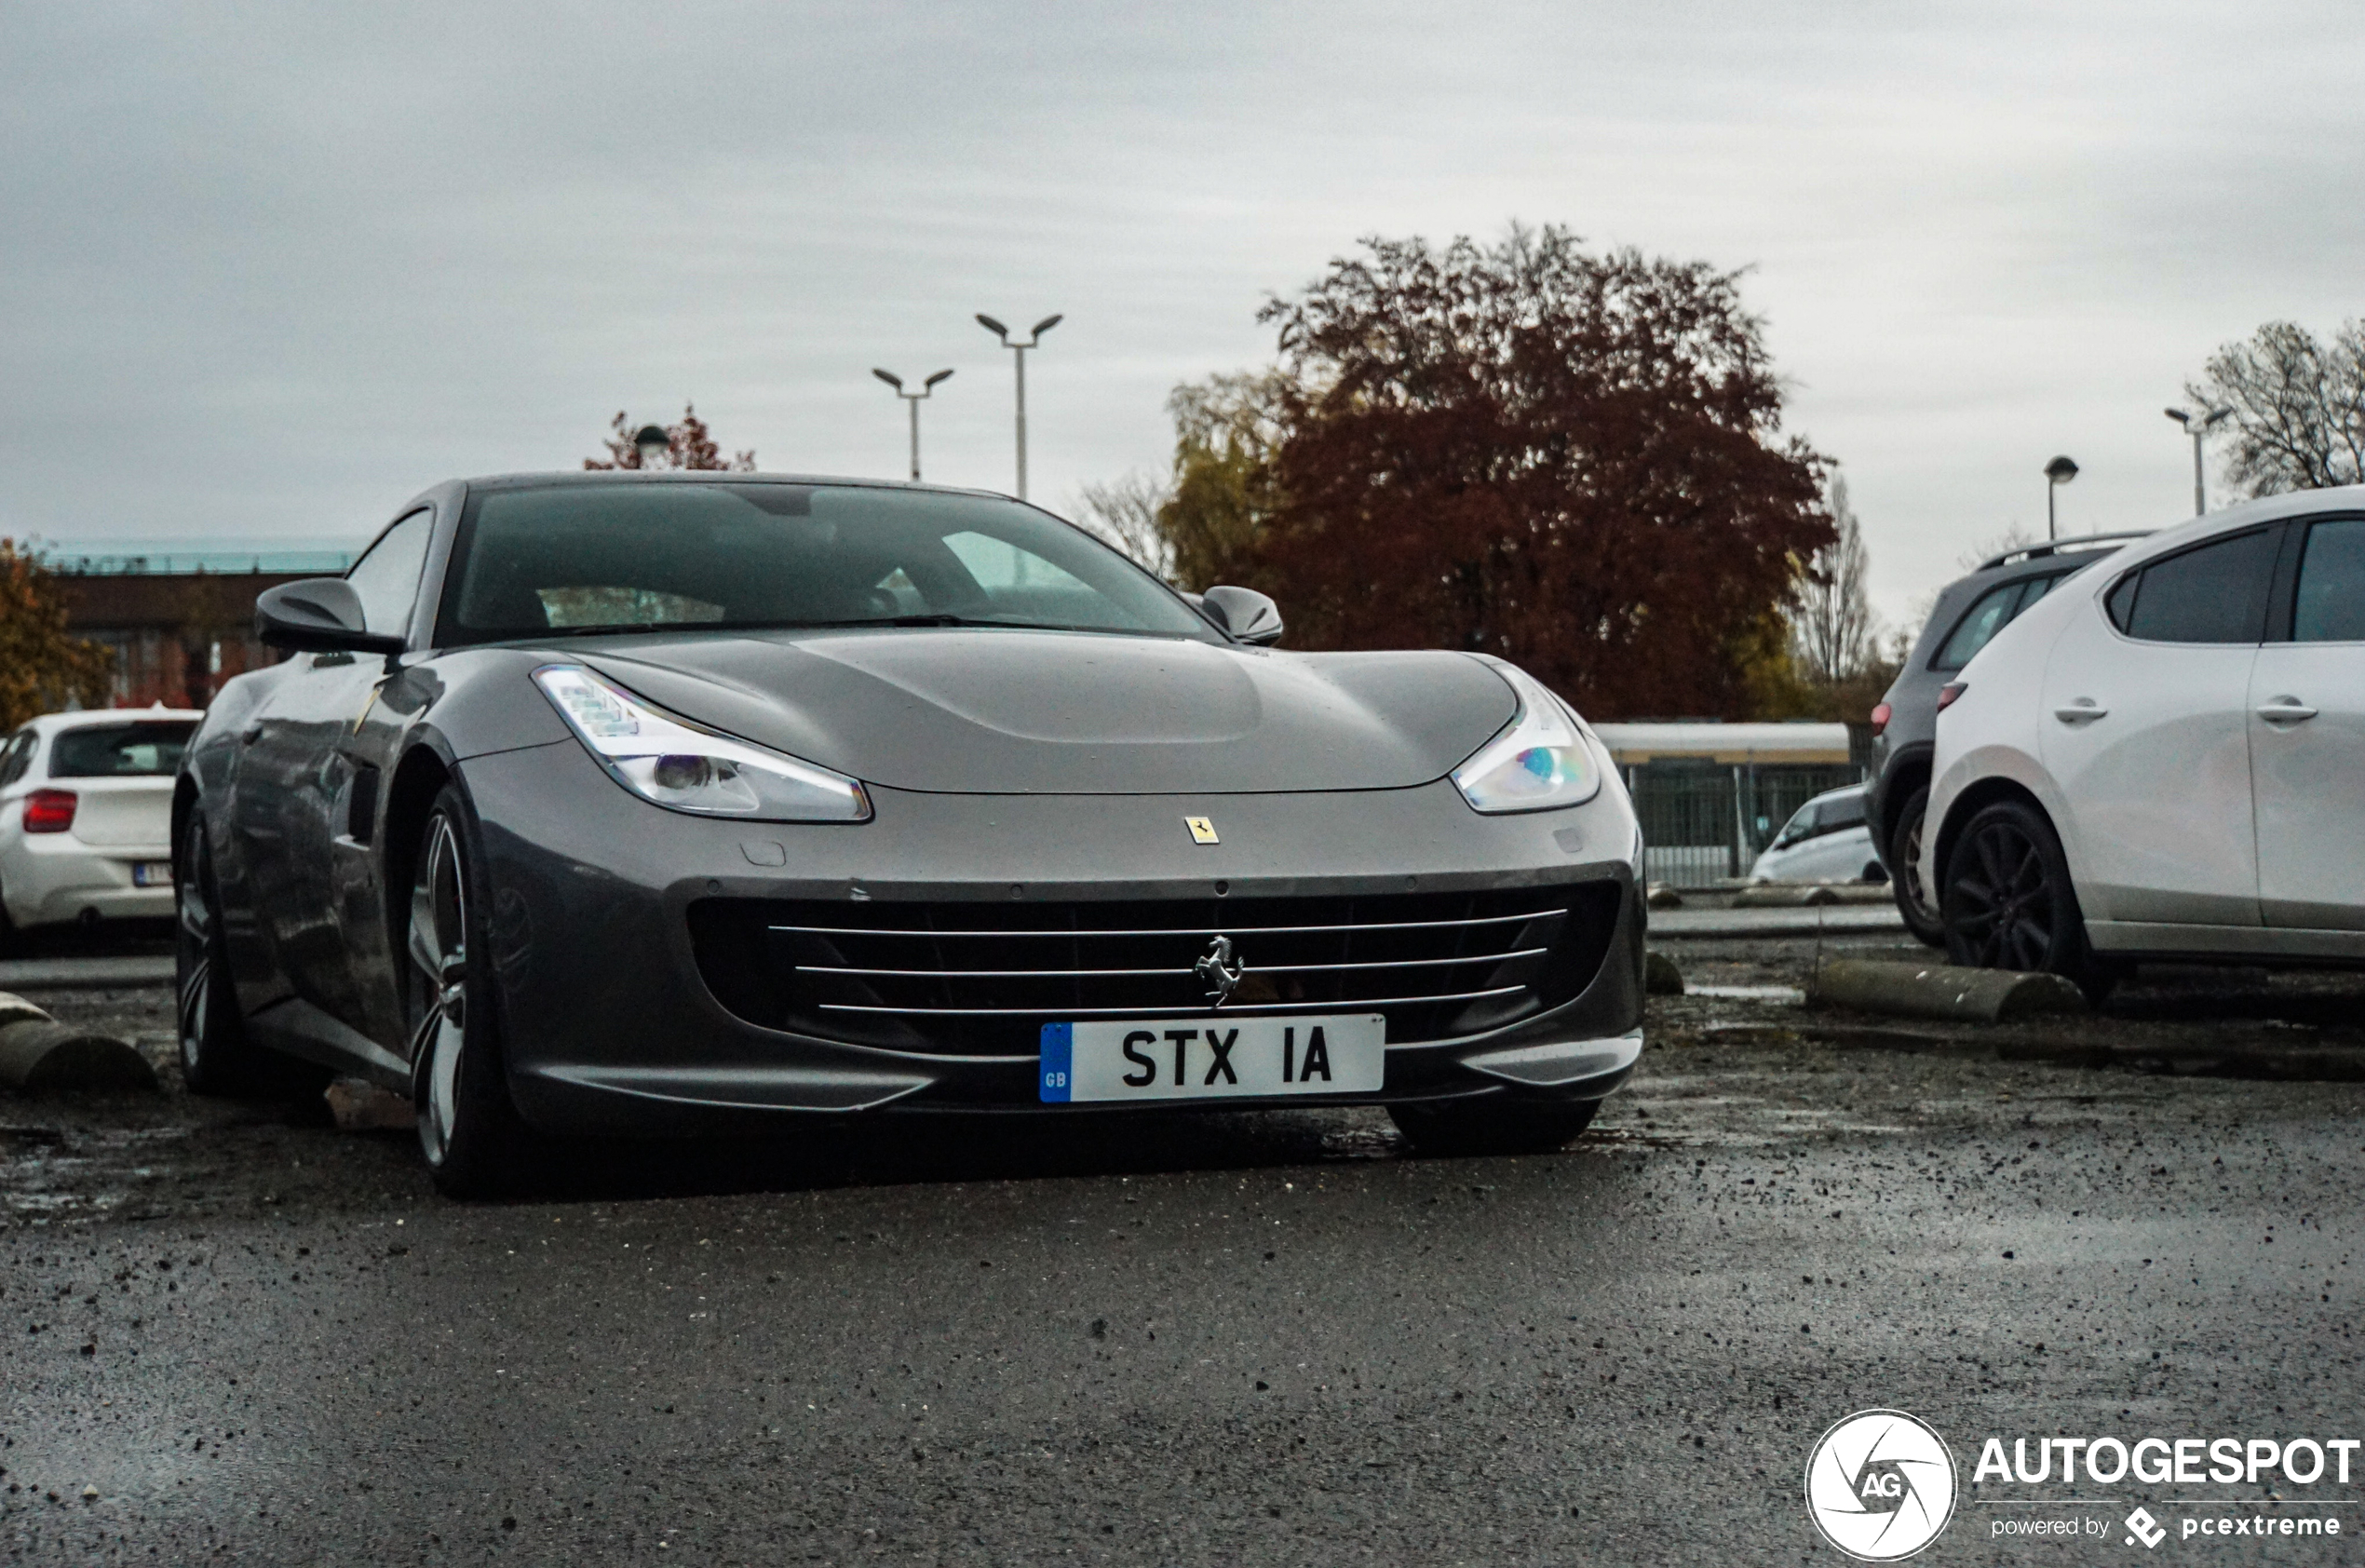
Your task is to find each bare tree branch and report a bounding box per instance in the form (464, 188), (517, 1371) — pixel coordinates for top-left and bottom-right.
(1788, 475), (1880, 683)
(1068, 472), (1175, 576)
(2186, 319), (2365, 497)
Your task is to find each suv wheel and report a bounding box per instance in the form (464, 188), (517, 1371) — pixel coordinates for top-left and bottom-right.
(1939, 799), (2116, 1002)
(1888, 787), (1946, 948)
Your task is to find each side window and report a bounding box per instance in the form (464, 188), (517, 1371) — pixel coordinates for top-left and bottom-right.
(2017, 573), (2061, 609)
(345, 509), (434, 638)
(1932, 582), (2024, 671)
(2114, 528), (2278, 644)
(0, 732), (34, 789)
(2293, 520), (2365, 642)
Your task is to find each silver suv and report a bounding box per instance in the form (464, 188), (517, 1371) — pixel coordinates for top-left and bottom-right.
(1865, 533), (2146, 944)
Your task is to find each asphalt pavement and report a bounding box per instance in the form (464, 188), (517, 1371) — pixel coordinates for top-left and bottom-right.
(2, 944), (2361, 1565)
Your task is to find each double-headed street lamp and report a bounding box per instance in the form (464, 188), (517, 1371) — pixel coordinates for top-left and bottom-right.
(2164, 405), (2231, 516)
(872, 367), (954, 482)
(2044, 454), (2079, 540)
(975, 312), (1061, 499)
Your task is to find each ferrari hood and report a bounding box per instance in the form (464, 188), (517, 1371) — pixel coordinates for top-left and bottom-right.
(573, 629), (1515, 794)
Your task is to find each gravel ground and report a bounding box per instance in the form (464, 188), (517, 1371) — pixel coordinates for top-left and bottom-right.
(1, 944), (2360, 1564)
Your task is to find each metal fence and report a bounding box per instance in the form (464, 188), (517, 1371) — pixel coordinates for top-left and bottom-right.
(1627, 764), (1863, 887)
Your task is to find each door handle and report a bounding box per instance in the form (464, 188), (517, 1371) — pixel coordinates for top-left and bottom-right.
(2052, 702), (2108, 724)
(2256, 698), (2318, 723)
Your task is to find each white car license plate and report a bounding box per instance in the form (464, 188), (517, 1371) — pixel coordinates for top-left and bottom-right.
(131, 862), (173, 888)
(1038, 1015), (1385, 1103)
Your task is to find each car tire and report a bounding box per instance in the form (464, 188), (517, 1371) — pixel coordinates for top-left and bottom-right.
(1939, 799), (2118, 1002)
(1888, 787), (1946, 949)
(176, 812), (332, 1099)
(404, 785), (533, 1199)
(1388, 1096), (1599, 1156)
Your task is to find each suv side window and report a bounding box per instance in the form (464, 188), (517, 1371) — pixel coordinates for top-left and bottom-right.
(2293, 519), (2365, 642)
(345, 509), (434, 639)
(1933, 574), (2058, 671)
(2109, 527), (2278, 644)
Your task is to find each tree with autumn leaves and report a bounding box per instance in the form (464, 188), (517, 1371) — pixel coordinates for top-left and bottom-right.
(1134, 228), (1834, 719)
(0, 541), (112, 730)
(585, 403), (754, 471)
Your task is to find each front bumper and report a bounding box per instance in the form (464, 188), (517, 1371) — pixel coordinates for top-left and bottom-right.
(460, 741), (1647, 1135)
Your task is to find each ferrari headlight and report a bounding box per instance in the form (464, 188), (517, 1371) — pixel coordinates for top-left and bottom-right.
(532, 664), (872, 822)
(1452, 664), (1603, 814)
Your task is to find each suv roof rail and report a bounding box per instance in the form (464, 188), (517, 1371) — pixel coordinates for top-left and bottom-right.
(1977, 530), (2154, 571)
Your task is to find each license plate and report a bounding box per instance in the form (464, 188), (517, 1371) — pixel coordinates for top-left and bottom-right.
(131, 862), (173, 887)
(1038, 1015), (1385, 1103)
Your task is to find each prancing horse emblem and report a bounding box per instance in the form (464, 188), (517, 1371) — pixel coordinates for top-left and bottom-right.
(1195, 935), (1245, 1007)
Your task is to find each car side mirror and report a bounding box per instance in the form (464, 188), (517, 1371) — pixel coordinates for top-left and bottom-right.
(255, 578), (407, 656)
(1199, 585), (1284, 646)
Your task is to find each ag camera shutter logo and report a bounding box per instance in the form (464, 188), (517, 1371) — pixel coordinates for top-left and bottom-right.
(1804, 1409), (1958, 1560)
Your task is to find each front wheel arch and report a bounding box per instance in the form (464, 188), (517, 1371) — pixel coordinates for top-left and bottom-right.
(1929, 777), (2050, 911)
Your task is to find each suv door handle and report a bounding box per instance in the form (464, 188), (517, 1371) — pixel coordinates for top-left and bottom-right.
(2052, 703), (2108, 723)
(2256, 698), (2318, 723)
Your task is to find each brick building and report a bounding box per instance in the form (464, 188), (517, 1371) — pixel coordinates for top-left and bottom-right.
(51, 548), (356, 710)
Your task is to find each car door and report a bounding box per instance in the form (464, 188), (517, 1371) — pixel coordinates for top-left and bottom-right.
(234, 508), (434, 1026)
(2037, 524), (2281, 926)
(2250, 514), (2365, 931)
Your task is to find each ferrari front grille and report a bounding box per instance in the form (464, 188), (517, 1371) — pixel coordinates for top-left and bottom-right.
(687, 883), (1625, 1058)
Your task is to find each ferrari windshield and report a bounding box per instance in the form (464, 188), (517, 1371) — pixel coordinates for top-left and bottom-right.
(438, 480), (1213, 646)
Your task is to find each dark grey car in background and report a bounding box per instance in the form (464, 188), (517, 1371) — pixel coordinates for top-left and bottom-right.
(173, 474), (1647, 1196)
(1865, 532), (2145, 943)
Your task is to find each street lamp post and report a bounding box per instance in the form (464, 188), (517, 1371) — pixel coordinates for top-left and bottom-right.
(872, 368), (954, 482)
(975, 312), (1062, 499)
(2164, 406), (2230, 516)
(2044, 454), (2079, 540)
(632, 424), (669, 470)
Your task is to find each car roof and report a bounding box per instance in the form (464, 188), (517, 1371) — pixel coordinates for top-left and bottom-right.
(455, 471), (1017, 502)
(1973, 531), (2154, 572)
(24, 709), (204, 735)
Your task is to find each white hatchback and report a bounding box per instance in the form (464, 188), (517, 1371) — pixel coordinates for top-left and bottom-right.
(1749, 785), (1886, 885)
(1922, 486), (2365, 994)
(0, 709), (201, 941)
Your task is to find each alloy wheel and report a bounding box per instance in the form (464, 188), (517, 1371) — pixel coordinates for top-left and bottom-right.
(407, 815), (470, 1167)
(1948, 817), (2055, 971)
(1898, 811), (1934, 922)
(174, 825), (214, 1073)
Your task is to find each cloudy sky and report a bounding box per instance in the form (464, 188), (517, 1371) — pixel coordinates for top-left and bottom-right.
(5, 1), (2359, 629)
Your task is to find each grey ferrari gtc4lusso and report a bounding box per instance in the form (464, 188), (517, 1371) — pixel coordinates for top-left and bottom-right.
(174, 473), (1647, 1196)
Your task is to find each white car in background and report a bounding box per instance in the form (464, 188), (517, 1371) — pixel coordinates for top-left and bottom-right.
(0, 709), (201, 944)
(1923, 486), (2365, 996)
(1749, 784), (1885, 884)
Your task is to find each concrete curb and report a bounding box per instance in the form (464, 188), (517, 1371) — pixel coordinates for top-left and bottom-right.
(0, 992), (50, 1031)
(0, 1019), (158, 1095)
(0, 955), (177, 991)
(1648, 906), (1907, 939)
(1732, 884), (1894, 909)
(1680, 1013), (2365, 1083)
(1808, 958), (2087, 1023)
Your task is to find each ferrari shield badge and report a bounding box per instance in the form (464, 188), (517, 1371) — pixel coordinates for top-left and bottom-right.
(1184, 816), (1220, 845)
